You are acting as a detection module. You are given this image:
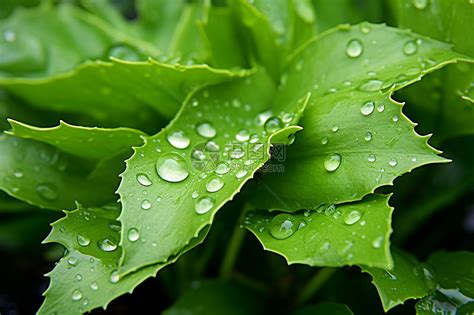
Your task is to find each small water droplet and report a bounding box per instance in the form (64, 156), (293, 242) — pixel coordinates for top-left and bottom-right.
(377, 104), (385, 112)
(13, 169), (23, 178)
(321, 137), (328, 145)
(249, 134), (259, 143)
(372, 236), (384, 248)
(156, 153), (189, 183)
(74, 274), (82, 282)
(235, 129), (250, 142)
(411, 157), (417, 162)
(196, 122), (216, 139)
(108, 44), (141, 61)
(344, 210), (362, 225)
(98, 237), (118, 252)
(361, 101), (375, 116)
(368, 154), (376, 162)
(108, 221), (121, 232)
(364, 132), (373, 141)
(333, 210), (342, 219)
(403, 40), (418, 55)
(110, 270), (120, 284)
(413, 263), (437, 289)
(136, 173), (152, 187)
(269, 213), (298, 240)
(206, 177), (224, 192)
(235, 169), (248, 179)
(331, 125), (339, 133)
(392, 115), (399, 122)
(360, 23), (371, 34)
(205, 141), (220, 152)
(282, 113), (294, 123)
(90, 282), (99, 291)
(358, 79), (384, 92)
(36, 183), (58, 201)
(257, 110), (273, 126)
(346, 39), (363, 58)
(141, 199), (152, 210)
(68, 257), (78, 266)
(388, 157), (398, 167)
(230, 148), (245, 159)
(192, 191), (199, 199)
(72, 289), (82, 301)
(195, 196), (215, 214)
(215, 162), (230, 175)
(128, 228), (140, 242)
(264, 117), (283, 133)
(77, 234), (91, 247)
(166, 131), (190, 149)
(412, 0), (428, 10)
(325, 205), (336, 216)
(324, 154), (342, 172)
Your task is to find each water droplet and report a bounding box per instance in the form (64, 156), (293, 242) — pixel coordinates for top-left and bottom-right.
(368, 154), (376, 162)
(196, 122), (216, 139)
(362, 132), (373, 142)
(90, 282), (99, 291)
(333, 210), (342, 219)
(264, 117), (283, 133)
(324, 154), (342, 172)
(108, 44), (141, 61)
(230, 148), (245, 159)
(98, 237), (118, 252)
(388, 157), (398, 167)
(215, 162), (230, 175)
(360, 23), (371, 34)
(206, 177), (224, 192)
(412, 0), (428, 10)
(72, 289), (82, 301)
(257, 110), (273, 126)
(411, 157), (417, 162)
(392, 115), (399, 122)
(403, 40), (418, 55)
(128, 228), (140, 242)
(205, 141), (220, 152)
(321, 137), (328, 145)
(361, 101), (375, 116)
(141, 199), (152, 210)
(331, 125), (339, 132)
(77, 234), (90, 247)
(249, 134), (259, 143)
(346, 39), (363, 58)
(108, 221), (121, 232)
(358, 79), (384, 92)
(74, 274), (82, 282)
(372, 236), (384, 248)
(192, 191), (199, 199)
(269, 213), (298, 240)
(36, 183), (58, 201)
(344, 210), (362, 225)
(68, 257), (78, 266)
(325, 205), (336, 216)
(282, 113), (294, 123)
(13, 170), (23, 178)
(167, 131), (190, 149)
(110, 270), (120, 284)
(236, 129), (250, 142)
(377, 104), (385, 112)
(3, 30), (16, 42)
(413, 263), (437, 289)
(235, 169), (248, 179)
(195, 196), (215, 214)
(82, 299), (89, 307)
(136, 173), (152, 187)
(156, 153), (189, 182)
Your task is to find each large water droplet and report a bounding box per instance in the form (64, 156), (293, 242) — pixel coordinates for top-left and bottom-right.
(357, 79), (384, 92)
(403, 40), (418, 55)
(264, 117), (283, 133)
(98, 237), (118, 252)
(128, 228), (140, 242)
(166, 131), (190, 149)
(269, 213), (298, 240)
(412, 0), (428, 10)
(136, 173), (152, 187)
(196, 122), (216, 139)
(235, 169), (248, 179)
(361, 101), (375, 116)
(215, 162), (230, 175)
(77, 234), (91, 247)
(344, 210), (362, 225)
(72, 289), (83, 301)
(235, 129), (250, 142)
(195, 196), (215, 214)
(346, 39), (363, 58)
(206, 177), (224, 193)
(156, 154), (189, 182)
(324, 154), (342, 172)
(141, 199), (152, 210)
(36, 183), (58, 200)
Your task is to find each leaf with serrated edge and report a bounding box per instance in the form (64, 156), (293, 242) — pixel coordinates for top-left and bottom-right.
(117, 69), (309, 275)
(7, 119), (146, 161)
(249, 23), (471, 211)
(38, 204), (209, 315)
(244, 194), (393, 268)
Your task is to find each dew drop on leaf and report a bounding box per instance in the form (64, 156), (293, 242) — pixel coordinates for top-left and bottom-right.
(195, 196), (215, 214)
(156, 153), (189, 183)
(392, 115), (399, 122)
(141, 199), (152, 210)
(68, 257), (78, 266)
(331, 125), (339, 132)
(110, 270), (120, 284)
(77, 234), (91, 247)
(108, 44), (141, 61)
(413, 263), (437, 290)
(377, 104), (385, 112)
(136, 173), (152, 187)
(13, 169), (23, 178)
(372, 236), (384, 248)
(36, 183), (58, 201)
(90, 282), (99, 291)
(235, 169), (248, 179)
(264, 117), (283, 133)
(403, 40), (418, 55)
(325, 205), (336, 216)
(230, 147), (245, 159)
(321, 137), (329, 145)
(192, 191), (199, 199)
(357, 79), (384, 92)
(215, 162), (230, 175)
(127, 228), (140, 242)
(364, 132), (373, 142)
(269, 213), (298, 240)
(196, 122), (217, 139)
(256, 110), (273, 126)
(249, 134), (259, 143)
(206, 177), (224, 193)
(388, 157), (398, 167)
(344, 210), (362, 225)
(235, 129), (250, 142)
(98, 237), (118, 252)
(346, 39), (363, 58)
(71, 289), (82, 301)
(166, 131), (190, 149)
(412, 0), (428, 9)
(324, 154), (342, 172)
(3, 30), (16, 42)
(368, 154), (376, 162)
(361, 101), (375, 116)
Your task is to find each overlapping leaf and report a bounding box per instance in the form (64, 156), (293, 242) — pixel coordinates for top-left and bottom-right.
(38, 204), (209, 315)
(117, 69), (308, 275)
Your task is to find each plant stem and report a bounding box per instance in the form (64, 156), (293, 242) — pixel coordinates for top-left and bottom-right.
(295, 267), (337, 306)
(219, 208), (247, 279)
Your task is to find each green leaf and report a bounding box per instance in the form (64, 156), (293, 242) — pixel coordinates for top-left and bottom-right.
(292, 302), (353, 315)
(416, 251), (474, 315)
(249, 23), (470, 211)
(1, 59), (248, 129)
(362, 250), (435, 311)
(117, 69), (308, 275)
(162, 280), (265, 315)
(38, 204), (210, 315)
(244, 194), (394, 268)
